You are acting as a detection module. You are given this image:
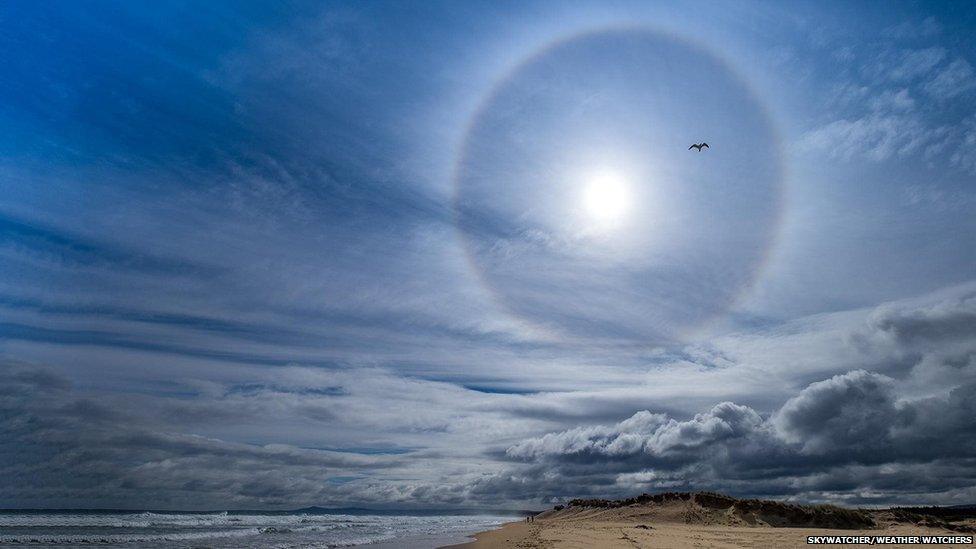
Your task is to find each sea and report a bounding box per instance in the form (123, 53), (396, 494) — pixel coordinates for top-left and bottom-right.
(0, 509), (515, 548)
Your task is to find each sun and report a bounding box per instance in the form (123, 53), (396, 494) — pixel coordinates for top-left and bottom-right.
(582, 170), (632, 227)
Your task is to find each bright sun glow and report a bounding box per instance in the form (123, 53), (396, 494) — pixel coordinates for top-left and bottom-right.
(582, 170), (631, 227)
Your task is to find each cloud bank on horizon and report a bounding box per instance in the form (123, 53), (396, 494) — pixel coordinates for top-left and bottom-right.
(0, 1), (974, 509)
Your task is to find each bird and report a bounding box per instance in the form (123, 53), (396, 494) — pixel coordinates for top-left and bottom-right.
(688, 142), (709, 151)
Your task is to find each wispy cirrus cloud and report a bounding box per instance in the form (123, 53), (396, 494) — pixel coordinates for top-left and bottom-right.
(795, 22), (976, 172)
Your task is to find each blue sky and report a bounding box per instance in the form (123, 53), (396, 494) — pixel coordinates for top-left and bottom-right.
(1, 0), (975, 509)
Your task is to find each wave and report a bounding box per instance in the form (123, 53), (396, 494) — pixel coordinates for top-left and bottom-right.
(0, 527), (259, 545)
(0, 513), (510, 547)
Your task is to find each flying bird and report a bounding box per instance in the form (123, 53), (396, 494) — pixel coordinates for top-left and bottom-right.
(688, 142), (709, 151)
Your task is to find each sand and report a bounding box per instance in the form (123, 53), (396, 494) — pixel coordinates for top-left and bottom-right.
(445, 493), (975, 549)
(449, 519), (973, 548)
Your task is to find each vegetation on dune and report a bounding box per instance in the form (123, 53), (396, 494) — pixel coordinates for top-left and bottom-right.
(555, 491), (971, 532)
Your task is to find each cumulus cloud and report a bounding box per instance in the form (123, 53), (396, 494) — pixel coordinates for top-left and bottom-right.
(497, 369), (976, 505)
(772, 370), (898, 452)
(505, 411), (666, 459)
(491, 289), (976, 506)
(506, 403), (762, 460)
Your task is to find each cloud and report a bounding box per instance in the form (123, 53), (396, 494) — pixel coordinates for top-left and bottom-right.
(924, 59), (976, 99)
(867, 292), (976, 346)
(795, 112), (938, 162)
(950, 116), (976, 173)
(772, 370), (898, 452)
(868, 88), (915, 112)
(506, 403), (762, 460)
(490, 289), (976, 506)
(881, 17), (941, 40)
(883, 48), (946, 82)
(505, 411), (668, 459)
(797, 39), (976, 173)
(1, 284), (975, 509)
(498, 371), (976, 505)
(0, 362), (407, 509)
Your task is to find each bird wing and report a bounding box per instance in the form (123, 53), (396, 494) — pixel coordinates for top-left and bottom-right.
(688, 144), (696, 150)
(702, 143), (709, 148)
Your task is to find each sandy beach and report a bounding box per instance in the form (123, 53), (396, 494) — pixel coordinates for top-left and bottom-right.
(446, 493), (976, 549)
(450, 520), (973, 548)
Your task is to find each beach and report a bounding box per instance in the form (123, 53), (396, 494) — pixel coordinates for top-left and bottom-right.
(446, 493), (976, 549)
(450, 520), (974, 548)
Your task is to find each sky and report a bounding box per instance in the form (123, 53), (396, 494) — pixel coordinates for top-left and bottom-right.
(1, 0), (975, 510)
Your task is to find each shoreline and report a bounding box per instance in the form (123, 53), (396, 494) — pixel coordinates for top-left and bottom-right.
(364, 530), (492, 549)
(359, 518), (518, 549)
(439, 521), (533, 548)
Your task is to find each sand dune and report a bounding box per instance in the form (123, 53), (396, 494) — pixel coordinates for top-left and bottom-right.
(448, 492), (976, 548)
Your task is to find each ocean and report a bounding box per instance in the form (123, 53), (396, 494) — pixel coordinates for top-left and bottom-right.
(0, 510), (513, 548)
